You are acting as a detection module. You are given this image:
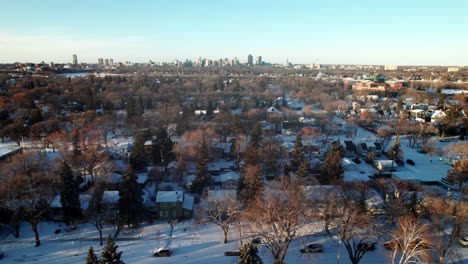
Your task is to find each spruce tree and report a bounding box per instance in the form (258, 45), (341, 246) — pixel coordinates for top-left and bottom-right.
(239, 240), (263, 264)
(387, 135), (403, 162)
(118, 169), (144, 228)
(320, 141), (344, 184)
(191, 137), (209, 194)
(129, 133), (147, 171)
(100, 235), (124, 264)
(86, 246), (99, 264)
(291, 133), (305, 170)
(59, 160), (82, 225)
(152, 127), (174, 166)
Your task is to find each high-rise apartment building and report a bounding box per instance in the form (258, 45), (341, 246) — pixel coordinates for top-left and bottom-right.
(98, 58), (104, 65)
(247, 54), (253, 66)
(72, 54), (78, 65)
(256, 56), (262, 66)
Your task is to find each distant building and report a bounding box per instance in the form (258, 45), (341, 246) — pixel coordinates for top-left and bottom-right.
(104, 59), (109, 66)
(98, 58), (104, 65)
(72, 54), (78, 65)
(109, 58), (114, 65)
(256, 56), (262, 65)
(384, 64), (398, 71)
(247, 54), (253, 66)
(447, 67), (460, 72)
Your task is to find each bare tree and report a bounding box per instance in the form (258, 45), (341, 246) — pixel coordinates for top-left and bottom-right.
(324, 183), (387, 264)
(377, 127), (394, 151)
(425, 197), (467, 264)
(203, 198), (240, 244)
(2, 153), (55, 246)
(388, 216), (432, 264)
(86, 182), (107, 245)
(243, 179), (305, 264)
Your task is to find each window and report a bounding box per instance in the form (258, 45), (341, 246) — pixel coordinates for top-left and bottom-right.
(160, 202), (167, 207)
(172, 210), (177, 219)
(160, 211), (168, 218)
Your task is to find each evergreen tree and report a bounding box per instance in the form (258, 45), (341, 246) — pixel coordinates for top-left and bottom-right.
(239, 240), (263, 264)
(129, 133), (147, 171)
(191, 137), (209, 194)
(151, 127), (174, 166)
(59, 160), (82, 225)
(238, 164), (263, 206)
(70, 129), (81, 165)
(100, 235), (124, 264)
(118, 169), (144, 228)
(319, 141), (344, 184)
(291, 133), (305, 170)
(86, 246), (99, 264)
(387, 135), (403, 170)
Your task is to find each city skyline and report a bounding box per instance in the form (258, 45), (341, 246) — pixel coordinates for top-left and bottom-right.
(0, 0), (467, 66)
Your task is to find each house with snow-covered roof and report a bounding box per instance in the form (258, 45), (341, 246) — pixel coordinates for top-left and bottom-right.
(155, 191), (193, 221)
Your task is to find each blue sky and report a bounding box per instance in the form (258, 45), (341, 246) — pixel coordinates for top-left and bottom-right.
(0, 0), (467, 65)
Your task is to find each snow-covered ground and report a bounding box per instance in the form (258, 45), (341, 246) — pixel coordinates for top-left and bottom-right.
(1, 218), (466, 263)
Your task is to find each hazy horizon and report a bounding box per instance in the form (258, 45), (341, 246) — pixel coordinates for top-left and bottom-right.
(1, 0), (467, 66)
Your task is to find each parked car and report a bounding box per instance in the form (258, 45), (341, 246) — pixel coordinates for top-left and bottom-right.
(153, 248), (172, 257)
(300, 243), (323, 253)
(357, 242), (376, 251)
(417, 149), (427, 154)
(406, 159), (415, 166)
(224, 251), (241, 256)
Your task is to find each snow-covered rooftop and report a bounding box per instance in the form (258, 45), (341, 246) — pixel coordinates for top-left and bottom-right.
(182, 194), (194, 210)
(156, 191), (184, 203)
(50, 194), (92, 210)
(102, 191), (119, 204)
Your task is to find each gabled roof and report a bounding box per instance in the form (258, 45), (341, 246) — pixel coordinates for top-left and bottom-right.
(220, 171), (240, 182)
(182, 194), (194, 210)
(156, 191), (184, 203)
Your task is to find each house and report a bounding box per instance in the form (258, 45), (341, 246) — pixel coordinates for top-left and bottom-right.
(217, 171), (240, 189)
(431, 110), (446, 123)
(49, 194), (92, 221)
(155, 191), (194, 221)
(266, 106), (283, 120)
(101, 191), (120, 221)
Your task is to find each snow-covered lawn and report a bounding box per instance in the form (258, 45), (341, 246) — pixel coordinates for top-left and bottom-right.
(2, 219), (466, 263)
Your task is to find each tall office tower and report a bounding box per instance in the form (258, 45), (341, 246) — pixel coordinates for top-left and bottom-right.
(219, 58), (224, 67)
(105, 59), (109, 66)
(98, 58), (104, 65)
(109, 58), (114, 65)
(72, 54), (78, 65)
(256, 56), (262, 66)
(247, 54), (253, 66)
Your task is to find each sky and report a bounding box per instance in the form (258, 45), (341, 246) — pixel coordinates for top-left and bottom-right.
(0, 0), (467, 65)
